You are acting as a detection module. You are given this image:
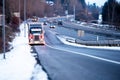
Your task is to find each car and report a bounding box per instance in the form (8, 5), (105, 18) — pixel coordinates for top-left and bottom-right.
(50, 25), (56, 28)
(43, 21), (47, 25)
(76, 21), (81, 24)
(58, 21), (62, 25)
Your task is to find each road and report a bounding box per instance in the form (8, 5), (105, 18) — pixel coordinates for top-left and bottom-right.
(34, 24), (120, 80)
(63, 21), (120, 38)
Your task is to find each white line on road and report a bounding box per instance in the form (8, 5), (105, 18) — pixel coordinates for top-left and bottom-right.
(46, 44), (120, 65)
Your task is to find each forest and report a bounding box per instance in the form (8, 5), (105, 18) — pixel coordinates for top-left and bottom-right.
(102, 0), (120, 28)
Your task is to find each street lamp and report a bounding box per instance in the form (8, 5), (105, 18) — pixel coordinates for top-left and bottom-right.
(2, 0), (6, 59)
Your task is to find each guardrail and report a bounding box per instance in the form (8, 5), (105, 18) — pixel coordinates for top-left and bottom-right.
(61, 21), (120, 46)
(75, 39), (120, 46)
(65, 38), (120, 46)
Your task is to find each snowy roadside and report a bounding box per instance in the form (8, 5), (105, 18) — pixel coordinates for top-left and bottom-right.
(57, 35), (120, 51)
(0, 23), (48, 80)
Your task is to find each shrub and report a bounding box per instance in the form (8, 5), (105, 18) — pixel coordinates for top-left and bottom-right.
(10, 15), (20, 32)
(0, 26), (15, 53)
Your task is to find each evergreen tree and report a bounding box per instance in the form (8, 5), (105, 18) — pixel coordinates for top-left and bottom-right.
(87, 3), (99, 20)
(102, 0), (120, 27)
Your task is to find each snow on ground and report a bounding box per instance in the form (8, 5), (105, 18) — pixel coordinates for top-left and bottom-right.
(57, 35), (120, 51)
(0, 22), (48, 80)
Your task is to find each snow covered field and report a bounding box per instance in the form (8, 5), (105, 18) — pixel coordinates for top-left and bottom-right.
(0, 23), (48, 80)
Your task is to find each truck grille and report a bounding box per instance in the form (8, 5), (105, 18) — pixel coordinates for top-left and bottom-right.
(34, 36), (39, 41)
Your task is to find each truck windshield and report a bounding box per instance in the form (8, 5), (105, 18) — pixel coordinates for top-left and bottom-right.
(30, 27), (42, 34)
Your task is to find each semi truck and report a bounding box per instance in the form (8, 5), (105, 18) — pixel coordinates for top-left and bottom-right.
(28, 22), (45, 45)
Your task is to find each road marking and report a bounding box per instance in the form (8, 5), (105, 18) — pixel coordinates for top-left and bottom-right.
(46, 44), (120, 65)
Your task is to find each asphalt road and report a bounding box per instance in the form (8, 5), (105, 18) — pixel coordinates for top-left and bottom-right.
(55, 25), (118, 41)
(63, 21), (120, 39)
(33, 25), (120, 80)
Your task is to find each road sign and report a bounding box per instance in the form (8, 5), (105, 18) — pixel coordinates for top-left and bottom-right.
(0, 15), (4, 26)
(78, 30), (84, 36)
(65, 10), (68, 15)
(13, 12), (20, 17)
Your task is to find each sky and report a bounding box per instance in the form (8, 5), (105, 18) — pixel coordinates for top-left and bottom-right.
(85, 0), (107, 7)
(85, 0), (120, 7)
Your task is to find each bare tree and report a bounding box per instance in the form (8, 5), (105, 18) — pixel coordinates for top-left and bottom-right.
(54, 0), (64, 15)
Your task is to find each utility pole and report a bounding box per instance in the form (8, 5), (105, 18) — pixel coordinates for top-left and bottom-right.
(2, 0), (6, 59)
(73, 5), (75, 20)
(19, 0), (21, 26)
(24, 0), (26, 37)
(64, 0), (69, 19)
(18, 0), (21, 36)
(111, 2), (115, 27)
